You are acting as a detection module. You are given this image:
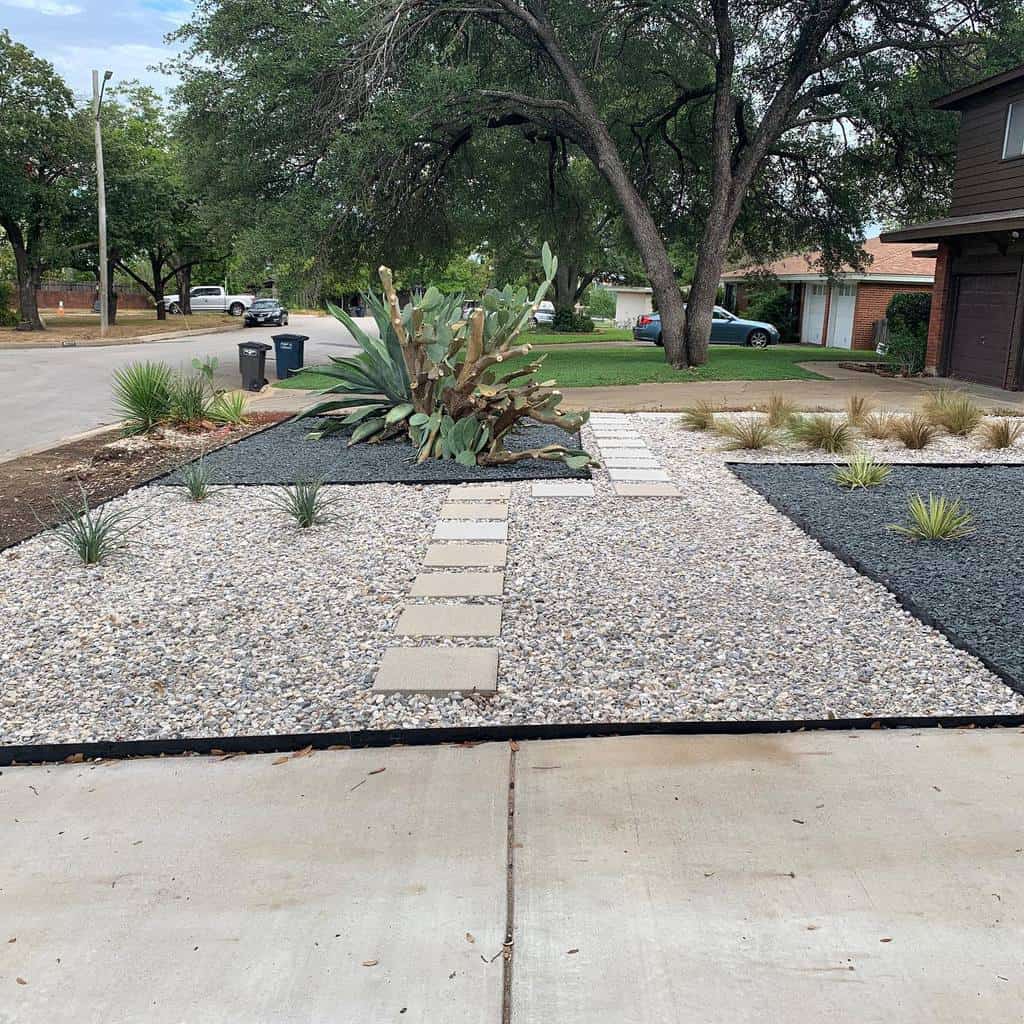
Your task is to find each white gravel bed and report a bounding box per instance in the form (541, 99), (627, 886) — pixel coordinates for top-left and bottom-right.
(2, 414), (1022, 745)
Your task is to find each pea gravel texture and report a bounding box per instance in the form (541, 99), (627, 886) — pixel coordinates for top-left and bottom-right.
(2, 413), (1022, 746)
(730, 463), (1024, 693)
(158, 417), (590, 486)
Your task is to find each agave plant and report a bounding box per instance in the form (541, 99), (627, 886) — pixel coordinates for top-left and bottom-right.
(889, 494), (975, 541)
(832, 453), (891, 490)
(112, 361), (173, 434)
(49, 485), (140, 565)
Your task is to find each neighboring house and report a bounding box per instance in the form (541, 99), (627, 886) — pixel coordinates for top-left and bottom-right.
(881, 64), (1024, 390)
(721, 236), (935, 350)
(608, 285), (654, 324)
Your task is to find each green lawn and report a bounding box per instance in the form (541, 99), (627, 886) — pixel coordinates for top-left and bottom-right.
(526, 327), (632, 346)
(276, 344), (879, 391)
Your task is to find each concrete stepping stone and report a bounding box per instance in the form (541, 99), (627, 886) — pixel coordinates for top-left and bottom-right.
(410, 572), (505, 597)
(607, 467), (671, 481)
(373, 646), (498, 693)
(439, 502), (508, 520)
(448, 484), (512, 501)
(531, 481), (596, 497)
(434, 520), (508, 541)
(424, 543), (507, 567)
(396, 603), (502, 637)
(592, 431), (641, 440)
(614, 482), (683, 497)
(596, 439), (647, 449)
(601, 456), (659, 468)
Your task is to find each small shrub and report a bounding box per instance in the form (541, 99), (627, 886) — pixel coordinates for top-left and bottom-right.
(182, 459), (214, 501)
(832, 453), (892, 490)
(929, 395), (982, 436)
(50, 486), (138, 565)
(889, 494), (974, 541)
(788, 414), (851, 454)
(551, 308), (595, 333)
(717, 417), (775, 450)
(890, 413), (939, 450)
(168, 373), (211, 426)
(920, 386), (958, 417)
(678, 401), (717, 431)
(763, 393), (797, 429)
(884, 329), (926, 375)
(0, 279), (18, 327)
(845, 394), (874, 427)
(886, 291), (932, 338)
(264, 479), (342, 528)
(209, 390), (249, 426)
(860, 411), (896, 440)
(112, 361), (173, 434)
(977, 418), (1024, 450)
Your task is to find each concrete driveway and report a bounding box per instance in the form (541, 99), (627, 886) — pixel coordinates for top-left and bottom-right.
(3, 729), (1023, 1022)
(0, 314), (363, 461)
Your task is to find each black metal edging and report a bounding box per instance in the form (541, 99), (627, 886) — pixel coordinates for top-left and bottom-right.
(726, 460), (1024, 698)
(3, 713), (1024, 767)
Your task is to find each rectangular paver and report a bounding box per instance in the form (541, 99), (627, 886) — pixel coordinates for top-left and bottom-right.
(374, 645), (498, 692)
(607, 467), (671, 481)
(596, 438), (647, 449)
(439, 502), (508, 520)
(531, 481), (596, 497)
(447, 484), (512, 501)
(423, 543), (507, 567)
(433, 520), (508, 541)
(395, 603), (502, 637)
(410, 571), (505, 597)
(613, 482), (682, 497)
(601, 456), (660, 468)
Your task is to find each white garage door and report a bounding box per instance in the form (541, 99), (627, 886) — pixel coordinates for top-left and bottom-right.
(801, 284), (827, 344)
(827, 283), (857, 349)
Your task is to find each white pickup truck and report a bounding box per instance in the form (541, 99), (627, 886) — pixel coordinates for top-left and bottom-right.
(162, 286), (255, 316)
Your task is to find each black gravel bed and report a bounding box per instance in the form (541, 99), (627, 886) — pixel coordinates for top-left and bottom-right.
(730, 462), (1024, 695)
(158, 417), (591, 486)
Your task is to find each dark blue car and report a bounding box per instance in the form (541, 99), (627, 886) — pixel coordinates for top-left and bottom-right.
(633, 306), (779, 348)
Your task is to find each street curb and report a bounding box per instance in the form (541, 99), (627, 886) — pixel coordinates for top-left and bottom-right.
(0, 421), (125, 466)
(0, 321), (244, 351)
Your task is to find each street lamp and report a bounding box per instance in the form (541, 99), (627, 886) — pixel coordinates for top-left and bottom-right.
(92, 69), (112, 337)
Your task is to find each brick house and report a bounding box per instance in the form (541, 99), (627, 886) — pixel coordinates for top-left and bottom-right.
(881, 64), (1024, 389)
(720, 236), (934, 349)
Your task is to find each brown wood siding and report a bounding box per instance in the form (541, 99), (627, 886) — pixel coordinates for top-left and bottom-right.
(946, 273), (1018, 387)
(950, 83), (1024, 217)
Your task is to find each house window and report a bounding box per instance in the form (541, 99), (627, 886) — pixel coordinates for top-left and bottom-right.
(1003, 101), (1024, 160)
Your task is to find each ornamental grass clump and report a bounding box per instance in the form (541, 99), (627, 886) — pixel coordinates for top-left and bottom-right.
(50, 486), (139, 565)
(168, 373), (211, 427)
(860, 411), (896, 440)
(845, 393), (874, 427)
(832, 453), (892, 490)
(929, 394), (983, 436)
(112, 361), (173, 434)
(716, 417), (775, 450)
(977, 418), (1024, 450)
(298, 245), (594, 469)
(678, 401), (717, 431)
(889, 494), (975, 542)
(182, 459), (214, 502)
(763, 393), (797, 429)
(209, 391), (249, 426)
(788, 414), (851, 454)
(890, 413), (939, 450)
(264, 479), (342, 528)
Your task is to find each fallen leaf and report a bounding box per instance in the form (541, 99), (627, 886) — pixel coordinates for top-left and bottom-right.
(509, 740), (519, 752)
(362, 959), (379, 967)
(465, 933), (475, 944)
(879, 937), (892, 943)
(792, 819), (805, 825)
(7, 937), (15, 943)
(368, 767), (386, 776)
(271, 756), (289, 766)
(16, 978), (27, 986)
(567, 948), (579, 955)
(64, 753), (84, 764)
(291, 746), (314, 760)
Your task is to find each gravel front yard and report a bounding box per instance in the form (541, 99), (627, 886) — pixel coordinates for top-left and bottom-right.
(3, 414), (1023, 746)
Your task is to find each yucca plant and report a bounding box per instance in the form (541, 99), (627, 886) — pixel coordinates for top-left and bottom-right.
(112, 361), (172, 434)
(832, 453), (892, 490)
(860, 411), (896, 440)
(890, 413), (939, 450)
(889, 494), (975, 541)
(168, 373), (211, 426)
(50, 486), (139, 565)
(977, 417), (1024, 450)
(209, 390), (249, 426)
(263, 479), (343, 528)
(678, 401), (717, 431)
(845, 394), (874, 427)
(182, 459), (214, 501)
(763, 393), (797, 429)
(930, 394), (982, 436)
(716, 417), (776, 450)
(788, 414), (851, 454)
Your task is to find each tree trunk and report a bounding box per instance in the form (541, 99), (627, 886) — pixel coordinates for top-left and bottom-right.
(552, 262), (579, 313)
(152, 254), (166, 321)
(4, 224), (44, 330)
(685, 221), (733, 365)
(176, 264), (193, 314)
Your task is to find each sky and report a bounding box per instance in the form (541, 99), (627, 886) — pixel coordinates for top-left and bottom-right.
(0, 0), (191, 100)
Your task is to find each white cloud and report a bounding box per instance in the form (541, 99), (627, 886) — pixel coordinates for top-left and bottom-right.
(1, 0), (84, 15)
(48, 41), (179, 97)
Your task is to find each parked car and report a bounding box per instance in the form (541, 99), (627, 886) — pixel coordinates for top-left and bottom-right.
(244, 298), (289, 327)
(531, 300), (556, 327)
(633, 306), (780, 348)
(162, 285), (255, 316)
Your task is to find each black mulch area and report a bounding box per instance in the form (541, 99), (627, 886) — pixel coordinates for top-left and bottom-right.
(731, 462), (1024, 694)
(157, 417), (591, 486)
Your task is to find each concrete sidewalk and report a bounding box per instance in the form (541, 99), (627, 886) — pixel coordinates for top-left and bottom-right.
(3, 730), (1023, 1021)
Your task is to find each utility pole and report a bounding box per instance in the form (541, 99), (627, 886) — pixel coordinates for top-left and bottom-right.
(92, 69), (112, 337)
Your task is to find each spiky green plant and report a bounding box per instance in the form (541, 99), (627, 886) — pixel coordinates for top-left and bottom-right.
(860, 411), (896, 440)
(678, 401), (717, 431)
(50, 486), (139, 565)
(264, 479), (343, 528)
(890, 413), (939, 450)
(181, 459), (214, 501)
(788, 414), (851, 454)
(764, 393), (797, 429)
(112, 361), (172, 434)
(717, 417), (775, 450)
(168, 373), (211, 426)
(832, 453), (892, 490)
(845, 394), (874, 427)
(977, 418), (1024, 450)
(930, 394), (983, 436)
(889, 494), (975, 541)
(209, 390), (249, 426)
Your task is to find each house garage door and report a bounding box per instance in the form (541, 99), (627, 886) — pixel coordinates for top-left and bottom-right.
(947, 274), (1017, 388)
(801, 284), (827, 344)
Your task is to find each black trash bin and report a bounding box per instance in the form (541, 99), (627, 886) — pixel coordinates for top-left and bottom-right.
(238, 341), (271, 391)
(272, 333), (308, 380)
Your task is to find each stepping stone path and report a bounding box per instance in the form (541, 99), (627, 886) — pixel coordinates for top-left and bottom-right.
(374, 484), (510, 695)
(588, 414), (682, 498)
